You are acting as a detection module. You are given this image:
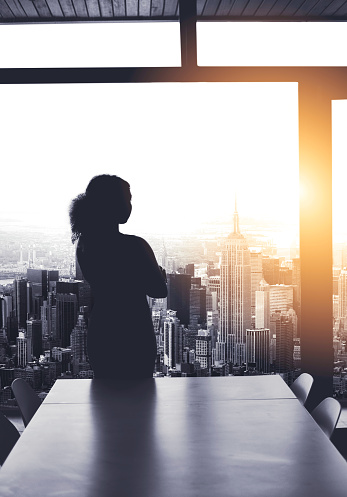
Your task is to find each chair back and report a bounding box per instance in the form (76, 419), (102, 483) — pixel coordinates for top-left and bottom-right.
(11, 378), (42, 427)
(311, 397), (341, 439)
(0, 412), (20, 465)
(291, 373), (313, 406)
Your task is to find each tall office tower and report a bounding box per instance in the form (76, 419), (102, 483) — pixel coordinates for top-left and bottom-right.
(338, 269), (347, 319)
(17, 330), (31, 367)
(191, 277), (202, 287)
(163, 310), (183, 369)
(70, 312), (89, 376)
(270, 311), (294, 374)
(185, 263), (195, 277)
(1, 295), (12, 326)
(48, 271), (59, 293)
(158, 239), (168, 270)
(214, 341), (226, 363)
(167, 273), (191, 326)
(292, 257), (301, 337)
(220, 202), (251, 365)
(26, 281), (33, 317)
(26, 319), (43, 359)
(279, 266), (292, 285)
(333, 267), (341, 296)
(189, 285), (206, 327)
(56, 293), (78, 348)
(206, 290), (212, 313)
(255, 287), (270, 330)
(262, 256), (280, 285)
(268, 284), (294, 314)
(206, 310), (218, 349)
(41, 292), (57, 340)
(57, 279), (91, 312)
(51, 347), (72, 374)
(13, 277), (28, 329)
(250, 249), (263, 321)
(246, 328), (270, 373)
(195, 330), (212, 371)
(56, 280), (79, 300)
(27, 269), (48, 301)
(6, 315), (18, 344)
(208, 275), (220, 301)
(152, 310), (163, 334)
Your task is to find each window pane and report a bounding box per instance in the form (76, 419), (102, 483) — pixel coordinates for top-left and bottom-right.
(332, 99), (347, 400)
(0, 82), (299, 382)
(198, 22), (347, 66)
(0, 22), (180, 68)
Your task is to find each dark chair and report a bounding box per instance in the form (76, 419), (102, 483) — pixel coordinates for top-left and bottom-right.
(311, 397), (341, 439)
(290, 372), (313, 406)
(0, 412), (20, 465)
(11, 378), (42, 427)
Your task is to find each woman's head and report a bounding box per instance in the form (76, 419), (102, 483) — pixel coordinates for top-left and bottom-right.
(69, 175), (132, 242)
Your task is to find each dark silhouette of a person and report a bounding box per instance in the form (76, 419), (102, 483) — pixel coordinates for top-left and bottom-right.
(69, 175), (167, 379)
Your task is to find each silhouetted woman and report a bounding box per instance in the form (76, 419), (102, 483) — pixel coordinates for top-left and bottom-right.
(69, 175), (167, 379)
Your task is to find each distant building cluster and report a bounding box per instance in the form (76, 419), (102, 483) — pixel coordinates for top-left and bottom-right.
(150, 203), (301, 383)
(0, 267), (93, 406)
(0, 207), (303, 406)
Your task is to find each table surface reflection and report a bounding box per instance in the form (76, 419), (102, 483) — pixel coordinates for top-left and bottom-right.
(1, 376), (347, 497)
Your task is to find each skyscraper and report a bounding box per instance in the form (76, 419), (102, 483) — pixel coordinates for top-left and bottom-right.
(270, 310), (294, 374)
(27, 269), (48, 300)
(17, 330), (30, 367)
(250, 249), (263, 320)
(167, 273), (191, 326)
(163, 310), (183, 369)
(246, 328), (270, 373)
(220, 201), (251, 365)
(255, 287), (270, 330)
(26, 319), (43, 360)
(56, 293), (78, 348)
(70, 312), (90, 376)
(338, 269), (347, 319)
(195, 330), (212, 371)
(189, 285), (206, 326)
(13, 277), (28, 329)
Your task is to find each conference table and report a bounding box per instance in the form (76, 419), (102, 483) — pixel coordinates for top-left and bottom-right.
(1, 376), (347, 496)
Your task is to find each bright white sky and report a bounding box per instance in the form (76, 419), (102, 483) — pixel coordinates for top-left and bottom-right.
(0, 21), (345, 246)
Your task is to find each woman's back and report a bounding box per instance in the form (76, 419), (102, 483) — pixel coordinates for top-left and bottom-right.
(70, 175), (167, 379)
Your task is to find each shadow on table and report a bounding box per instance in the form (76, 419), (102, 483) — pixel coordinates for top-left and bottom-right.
(86, 379), (161, 497)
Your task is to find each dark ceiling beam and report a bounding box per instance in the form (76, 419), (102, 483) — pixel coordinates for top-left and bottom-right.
(0, 16), (179, 24)
(1, 15), (347, 24)
(197, 15), (347, 21)
(179, 0), (197, 69)
(2, 66), (347, 91)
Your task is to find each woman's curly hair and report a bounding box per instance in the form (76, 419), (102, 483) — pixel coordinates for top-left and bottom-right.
(69, 175), (131, 243)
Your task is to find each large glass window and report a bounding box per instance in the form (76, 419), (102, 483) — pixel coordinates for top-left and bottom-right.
(0, 81), (299, 383)
(197, 22), (347, 66)
(0, 22), (180, 68)
(332, 99), (347, 401)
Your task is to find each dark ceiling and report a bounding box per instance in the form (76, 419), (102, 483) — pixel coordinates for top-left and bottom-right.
(1, 0), (347, 23)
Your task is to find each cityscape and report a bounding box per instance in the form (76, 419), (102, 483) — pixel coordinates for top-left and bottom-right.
(1, 199), (347, 409)
(0, 201), (302, 408)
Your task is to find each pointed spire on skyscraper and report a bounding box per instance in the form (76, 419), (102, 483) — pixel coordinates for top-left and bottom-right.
(233, 193), (240, 234)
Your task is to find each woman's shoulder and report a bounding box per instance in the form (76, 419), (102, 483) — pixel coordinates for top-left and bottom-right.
(121, 234), (149, 247)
